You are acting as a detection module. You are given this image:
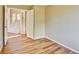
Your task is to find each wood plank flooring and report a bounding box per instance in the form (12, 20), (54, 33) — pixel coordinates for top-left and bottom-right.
(1, 35), (77, 54)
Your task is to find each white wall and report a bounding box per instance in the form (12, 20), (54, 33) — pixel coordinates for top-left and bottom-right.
(0, 5), (3, 52)
(46, 6), (79, 52)
(33, 6), (45, 39)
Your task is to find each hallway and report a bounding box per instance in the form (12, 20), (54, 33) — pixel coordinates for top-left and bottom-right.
(1, 35), (77, 54)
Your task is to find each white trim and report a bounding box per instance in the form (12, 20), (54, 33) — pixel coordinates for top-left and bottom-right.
(7, 35), (21, 39)
(46, 36), (79, 53)
(6, 6), (28, 12)
(34, 36), (46, 39)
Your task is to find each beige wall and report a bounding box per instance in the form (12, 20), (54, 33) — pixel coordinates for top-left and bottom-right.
(46, 6), (79, 52)
(33, 6), (45, 39)
(0, 5), (3, 52)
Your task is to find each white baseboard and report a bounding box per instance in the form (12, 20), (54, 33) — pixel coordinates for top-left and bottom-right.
(34, 36), (46, 40)
(46, 36), (79, 53)
(7, 35), (21, 39)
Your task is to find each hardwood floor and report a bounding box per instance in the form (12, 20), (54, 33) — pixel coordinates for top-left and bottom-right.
(1, 35), (77, 54)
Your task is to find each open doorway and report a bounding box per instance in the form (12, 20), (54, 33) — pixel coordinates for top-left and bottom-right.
(5, 6), (26, 37)
(4, 6), (34, 44)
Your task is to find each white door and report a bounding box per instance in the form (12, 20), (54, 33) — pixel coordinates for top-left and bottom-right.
(26, 10), (34, 38)
(4, 6), (10, 44)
